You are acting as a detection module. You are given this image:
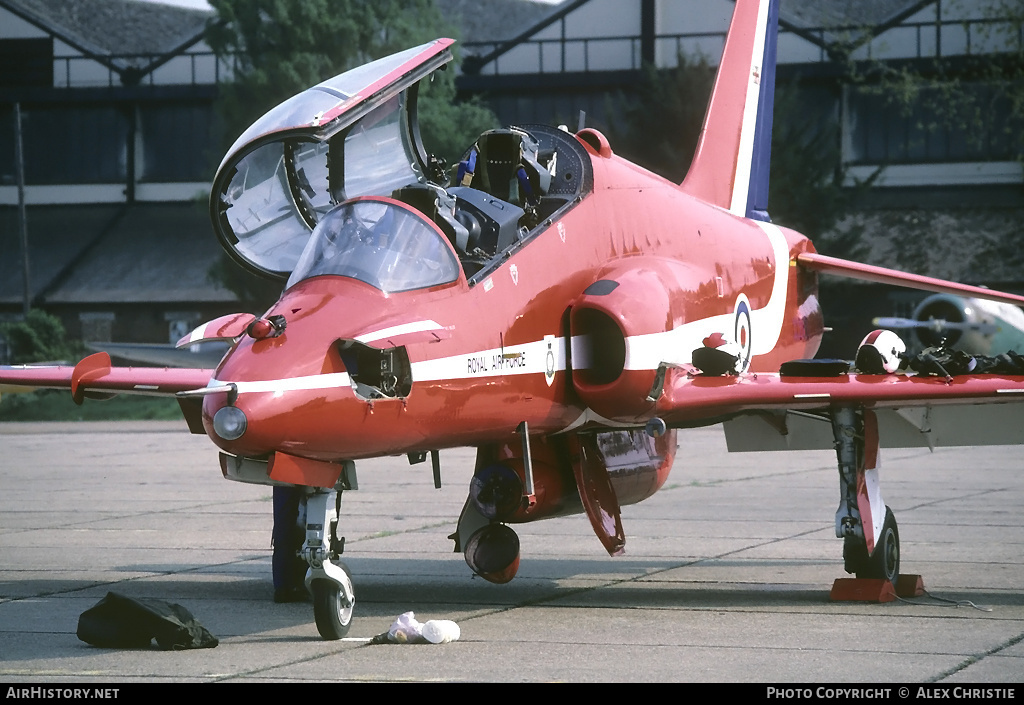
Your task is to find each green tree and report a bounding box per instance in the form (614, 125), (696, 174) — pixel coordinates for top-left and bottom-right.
(206, 0), (496, 157)
(608, 54), (716, 184)
(418, 65), (499, 165)
(765, 84), (872, 258)
(0, 310), (77, 364)
(209, 0), (431, 144)
(610, 56), (865, 250)
(840, 0), (1023, 174)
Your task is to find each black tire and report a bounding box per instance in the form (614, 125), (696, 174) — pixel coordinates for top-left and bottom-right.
(844, 506), (899, 585)
(842, 533), (869, 575)
(311, 566), (354, 640)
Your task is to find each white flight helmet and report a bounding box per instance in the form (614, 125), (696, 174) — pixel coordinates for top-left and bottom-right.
(856, 329), (907, 374)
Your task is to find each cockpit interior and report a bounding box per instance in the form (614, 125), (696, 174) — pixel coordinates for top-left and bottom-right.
(389, 124), (593, 281)
(210, 39), (594, 293)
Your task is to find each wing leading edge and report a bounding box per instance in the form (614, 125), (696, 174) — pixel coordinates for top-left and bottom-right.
(797, 252), (1024, 307)
(0, 353), (215, 433)
(0, 353), (214, 400)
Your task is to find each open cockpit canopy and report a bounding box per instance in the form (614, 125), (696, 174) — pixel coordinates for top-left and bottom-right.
(210, 39), (454, 279)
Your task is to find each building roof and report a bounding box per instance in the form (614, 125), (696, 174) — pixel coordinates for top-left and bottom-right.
(461, 0), (943, 71)
(781, 0), (936, 53)
(1, 0), (212, 57)
(0, 203), (236, 307)
(44, 202), (236, 304)
(827, 205), (1024, 284)
(0, 0), (948, 73)
(783, 0), (931, 31)
(437, 0), (565, 44)
(0, 0), (561, 81)
(0, 204), (123, 305)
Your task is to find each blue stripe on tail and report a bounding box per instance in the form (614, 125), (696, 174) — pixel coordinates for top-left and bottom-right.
(746, 0), (779, 223)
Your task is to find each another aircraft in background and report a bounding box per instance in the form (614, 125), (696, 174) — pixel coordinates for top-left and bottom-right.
(3, 0), (1024, 639)
(874, 294), (1024, 355)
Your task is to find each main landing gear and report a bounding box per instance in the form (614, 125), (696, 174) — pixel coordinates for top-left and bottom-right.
(830, 407), (900, 586)
(303, 489), (355, 640)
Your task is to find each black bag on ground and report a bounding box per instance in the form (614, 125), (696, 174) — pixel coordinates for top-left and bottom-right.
(77, 591), (218, 650)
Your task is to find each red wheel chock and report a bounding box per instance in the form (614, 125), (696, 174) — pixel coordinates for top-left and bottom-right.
(830, 574), (924, 602)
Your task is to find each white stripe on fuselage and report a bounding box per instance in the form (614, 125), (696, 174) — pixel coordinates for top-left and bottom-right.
(413, 337), (566, 381)
(215, 223), (788, 395)
(624, 219), (789, 370)
(355, 319), (444, 344)
(208, 372), (351, 395)
(729, 0), (772, 217)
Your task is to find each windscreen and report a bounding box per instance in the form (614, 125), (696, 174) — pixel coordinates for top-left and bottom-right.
(287, 199), (461, 293)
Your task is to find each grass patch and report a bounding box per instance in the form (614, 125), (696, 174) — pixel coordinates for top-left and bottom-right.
(0, 389), (182, 422)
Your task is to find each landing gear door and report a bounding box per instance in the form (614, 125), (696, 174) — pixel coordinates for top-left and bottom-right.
(210, 39), (455, 280)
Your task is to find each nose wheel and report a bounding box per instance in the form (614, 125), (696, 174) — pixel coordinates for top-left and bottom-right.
(311, 562), (355, 640)
(303, 489), (356, 640)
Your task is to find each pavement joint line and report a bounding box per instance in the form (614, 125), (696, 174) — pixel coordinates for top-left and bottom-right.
(0, 554), (269, 603)
(660, 464), (832, 490)
(0, 500), (267, 536)
(350, 519), (453, 542)
(200, 644), (353, 683)
(926, 629), (1024, 682)
(444, 524), (839, 625)
(902, 485), (1016, 513)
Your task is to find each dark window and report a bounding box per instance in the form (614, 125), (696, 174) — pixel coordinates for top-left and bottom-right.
(20, 105), (128, 184)
(0, 38), (52, 87)
(139, 102), (216, 182)
(847, 82), (1022, 164)
(0, 106), (13, 186)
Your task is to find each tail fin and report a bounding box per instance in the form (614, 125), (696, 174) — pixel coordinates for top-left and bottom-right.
(680, 0), (778, 222)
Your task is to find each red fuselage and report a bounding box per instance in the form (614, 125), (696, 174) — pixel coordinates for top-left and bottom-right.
(203, 135), (823, 464)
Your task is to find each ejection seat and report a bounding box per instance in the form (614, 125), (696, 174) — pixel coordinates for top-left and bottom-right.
(448, 128), (557, 266)
(391, 184), (470, 256)
(456, 128), (552, 213)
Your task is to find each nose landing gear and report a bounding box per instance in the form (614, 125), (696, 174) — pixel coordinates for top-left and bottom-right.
(303, 489), (355, 640)
(309, 560), (355, 640)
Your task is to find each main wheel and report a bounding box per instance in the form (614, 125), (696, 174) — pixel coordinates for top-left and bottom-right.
(844, 506), (900, 585)
(311, 563), (355, 640)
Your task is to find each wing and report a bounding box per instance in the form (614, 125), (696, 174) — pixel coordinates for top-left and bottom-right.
(652, 366), (1024, 451)
(87, 341), (229, 368)
(797, 252), (1024, 307)
(1, 352), (214, 432)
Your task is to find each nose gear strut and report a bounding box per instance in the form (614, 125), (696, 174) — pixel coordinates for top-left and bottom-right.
(302, 489), (355, 640)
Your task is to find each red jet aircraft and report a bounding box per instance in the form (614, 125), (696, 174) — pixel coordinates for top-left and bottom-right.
(4, 0), (1024, 640)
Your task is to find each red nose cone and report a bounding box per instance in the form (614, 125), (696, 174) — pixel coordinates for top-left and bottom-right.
(249, 319), (274, 339)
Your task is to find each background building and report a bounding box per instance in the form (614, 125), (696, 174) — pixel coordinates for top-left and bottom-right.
(0, 0), (233, 346)
(1, 0), (1020, 359)
(457, 0), (1023, 354)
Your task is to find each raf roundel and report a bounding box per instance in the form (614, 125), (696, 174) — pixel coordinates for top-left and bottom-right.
(734, 294), (753, 372)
